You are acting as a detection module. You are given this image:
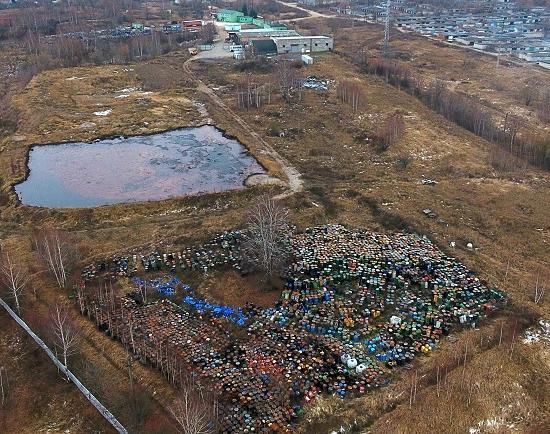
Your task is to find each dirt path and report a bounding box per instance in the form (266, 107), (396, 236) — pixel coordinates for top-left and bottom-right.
(183, 56), (304, 198)
(275, 1), (332, 21)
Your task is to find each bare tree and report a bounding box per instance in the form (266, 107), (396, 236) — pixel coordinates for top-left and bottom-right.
(519, 83), (537, 107)
(236, 75), (265, 110)
(534, 271), (546, 305)
(243, 195), (290, 282)
(200, 23), (217, 45)
(35, 228), (75, 289)
(0, 251), (29, 314)
(50, 304), (80, 378)
(169, 383), (218, 434)
(538, 87), (550, 123)
(0, 366), (8, 407)
(272, 58), (299, 103)
(74, 283), (86, 315)
(503, 113), (525, 153)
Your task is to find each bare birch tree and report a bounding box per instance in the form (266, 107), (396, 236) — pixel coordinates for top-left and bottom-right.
(534, 271), (547, 305)
(50, 304), (80, 378)
(337, 79), (363, 111)
(0, 366), (8, 407)
(503, 113), (525, 153)
(35, 228), (75, 289)
(74, 283), (86, 315)
(243, 195), (290, 282)
(169, 383), (218, 434)
(0, 251), (29, 314)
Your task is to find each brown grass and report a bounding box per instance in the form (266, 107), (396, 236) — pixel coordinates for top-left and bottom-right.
(0, 19), (549, 434)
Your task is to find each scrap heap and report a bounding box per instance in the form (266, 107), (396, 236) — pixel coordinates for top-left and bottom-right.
(80, 225), (504, 433)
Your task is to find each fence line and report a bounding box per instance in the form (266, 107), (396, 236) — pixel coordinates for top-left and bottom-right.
(0, 297), (127, 434)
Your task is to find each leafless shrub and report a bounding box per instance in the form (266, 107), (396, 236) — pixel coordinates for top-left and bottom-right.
(337, 79), (363, 111)
(243, 195), (290, 282)
(395, 153), (413, 169)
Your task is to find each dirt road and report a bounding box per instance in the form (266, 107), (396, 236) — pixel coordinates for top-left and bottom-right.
(183, 54), (304, 197)
(275, 1), (332, 21)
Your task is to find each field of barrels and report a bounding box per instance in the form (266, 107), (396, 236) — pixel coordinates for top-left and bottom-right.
(78, 225), (505, 433)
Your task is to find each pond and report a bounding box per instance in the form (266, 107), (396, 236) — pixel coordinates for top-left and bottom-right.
(15, 126), (265, 208)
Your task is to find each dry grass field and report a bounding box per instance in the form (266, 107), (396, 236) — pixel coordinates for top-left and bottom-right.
(0, 16), (548, 434)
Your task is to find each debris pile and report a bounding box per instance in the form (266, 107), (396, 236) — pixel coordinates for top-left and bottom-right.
(301, 76), (333, 91)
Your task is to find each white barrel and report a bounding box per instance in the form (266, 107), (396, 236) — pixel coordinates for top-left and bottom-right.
(356, 363), (367, 374)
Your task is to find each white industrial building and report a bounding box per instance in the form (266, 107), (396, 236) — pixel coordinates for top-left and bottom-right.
(272, 36), (334, 54)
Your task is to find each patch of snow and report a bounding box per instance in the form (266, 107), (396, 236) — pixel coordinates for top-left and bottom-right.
(117, 87), (139, 93)
(523, 319), (550, 344)
(115, 94), (130, 99)
(93, 109), (112, 116)
(470, 417), (517, 433)
(65, 76), (84, 81)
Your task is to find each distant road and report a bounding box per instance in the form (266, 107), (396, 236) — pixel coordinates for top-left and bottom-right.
(275, 1), (332, 21)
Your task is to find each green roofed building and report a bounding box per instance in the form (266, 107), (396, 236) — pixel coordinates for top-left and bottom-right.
(216, 9), (244, 22)
(237, 15), (254, 24)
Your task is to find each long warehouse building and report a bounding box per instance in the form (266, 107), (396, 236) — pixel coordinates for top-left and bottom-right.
(272, 36), (334, 54)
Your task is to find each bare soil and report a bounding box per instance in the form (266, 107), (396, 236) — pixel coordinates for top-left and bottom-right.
(197, 270), (284, 307)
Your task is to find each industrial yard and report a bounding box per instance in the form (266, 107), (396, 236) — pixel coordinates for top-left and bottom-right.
(0, 1), (549, 434)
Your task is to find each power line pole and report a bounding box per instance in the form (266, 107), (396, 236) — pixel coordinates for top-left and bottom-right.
(384, 0), (391, 57)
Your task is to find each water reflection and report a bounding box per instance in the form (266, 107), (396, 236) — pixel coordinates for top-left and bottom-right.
(16, 126), (265, 208)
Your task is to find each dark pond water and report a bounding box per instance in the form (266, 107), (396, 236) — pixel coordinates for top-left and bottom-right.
(15, 126), (265, 208)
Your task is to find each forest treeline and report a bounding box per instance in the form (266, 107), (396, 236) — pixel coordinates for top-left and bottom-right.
(359, 57), (550, 171)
